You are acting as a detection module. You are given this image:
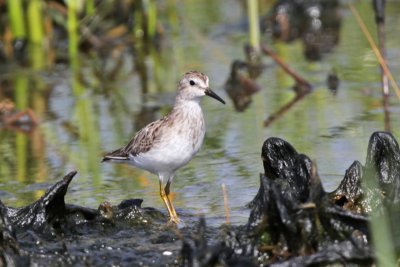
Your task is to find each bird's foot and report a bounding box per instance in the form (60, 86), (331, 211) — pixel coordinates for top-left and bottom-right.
(166, 215), (186, 228)
(168, 215), (180, 224)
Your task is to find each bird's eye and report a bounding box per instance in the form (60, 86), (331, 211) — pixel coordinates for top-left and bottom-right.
(189, 80), (195, 86)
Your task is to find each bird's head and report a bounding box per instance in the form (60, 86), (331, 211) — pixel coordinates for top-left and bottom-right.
(178, 71), (225, 104)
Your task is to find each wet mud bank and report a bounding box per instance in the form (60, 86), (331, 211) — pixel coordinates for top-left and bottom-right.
(2, 131), (400, 266)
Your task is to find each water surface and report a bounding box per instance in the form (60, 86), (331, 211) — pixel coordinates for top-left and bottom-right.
(0, 1), (399, 227)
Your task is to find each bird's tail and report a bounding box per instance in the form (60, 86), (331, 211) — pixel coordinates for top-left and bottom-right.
(101, 156), (129, 162)
(101, 148), (129, 163)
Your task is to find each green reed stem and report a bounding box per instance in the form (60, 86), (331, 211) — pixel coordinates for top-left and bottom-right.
(133, 2), (144, 39)
(27, 0), (44, 44)
(67, 0), (79, 60)
(16, 132), (27, 182)
(15, 74), (28, 110)
(247, 0), (260, 51)
(6, 0), (26, 39)
(14, 74), (29, 183)
(85, 0), (95, 16)
(147, 0), (157, 39)
(72, 71), (101, 180)
(29, 41), (46, 69)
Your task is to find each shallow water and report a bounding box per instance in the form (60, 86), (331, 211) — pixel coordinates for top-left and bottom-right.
(0, 1), (400, 227)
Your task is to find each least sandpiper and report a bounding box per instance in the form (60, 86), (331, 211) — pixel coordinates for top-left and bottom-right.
(102, 71), (225, 224)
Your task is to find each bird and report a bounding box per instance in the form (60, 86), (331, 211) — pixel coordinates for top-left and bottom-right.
(102, 71), (225, 224)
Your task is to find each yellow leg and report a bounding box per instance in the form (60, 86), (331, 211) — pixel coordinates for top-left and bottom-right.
(159, 181), (180, 224)
(165, 181), (179, 221)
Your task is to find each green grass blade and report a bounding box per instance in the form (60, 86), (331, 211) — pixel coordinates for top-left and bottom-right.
(7, 0), (26, 39)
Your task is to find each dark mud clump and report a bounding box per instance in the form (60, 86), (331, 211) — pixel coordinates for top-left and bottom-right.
(182, 131), (400, 266)
(0, 171), (184, 266)
(1, 131), (400, 266)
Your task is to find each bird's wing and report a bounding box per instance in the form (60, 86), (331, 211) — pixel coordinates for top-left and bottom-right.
(102, 117), (168, 161)
(123, 119), (164, 156)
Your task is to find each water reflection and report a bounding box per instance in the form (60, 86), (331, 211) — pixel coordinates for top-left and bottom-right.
(0, 1), (399, 227)
(327, 69), (340, 95)
(262, 0), (341, 61)
(225, 60), (261, 112)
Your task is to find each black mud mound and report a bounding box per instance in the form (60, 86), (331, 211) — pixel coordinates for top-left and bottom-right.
(181, 131), (399, 266)
(0, 171), (185, 266)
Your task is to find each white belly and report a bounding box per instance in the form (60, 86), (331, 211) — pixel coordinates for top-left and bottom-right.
(131, 103), (205, 175)
(131, 131), (204, 175)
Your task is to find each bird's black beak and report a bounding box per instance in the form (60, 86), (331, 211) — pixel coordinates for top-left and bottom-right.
(205, 88), (226, 104)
